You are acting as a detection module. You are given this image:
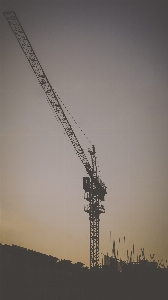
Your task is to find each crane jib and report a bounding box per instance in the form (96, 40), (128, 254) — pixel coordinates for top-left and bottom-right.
(3, 12), (88, 169)
(4, 10), (106, 191)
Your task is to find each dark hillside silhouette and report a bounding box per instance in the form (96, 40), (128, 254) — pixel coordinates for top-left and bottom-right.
(1, 243), (168, 300)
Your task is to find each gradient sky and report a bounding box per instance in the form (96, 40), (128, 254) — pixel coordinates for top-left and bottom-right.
(1, 0), (168, 267)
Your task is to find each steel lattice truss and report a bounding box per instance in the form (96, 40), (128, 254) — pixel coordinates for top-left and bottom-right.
(84, 146), (106, 268)
(4, 11), (107, 268)
(4, 11), (92, 173)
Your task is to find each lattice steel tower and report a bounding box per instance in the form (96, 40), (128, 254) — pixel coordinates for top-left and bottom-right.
(84, 145), (106, 268)
(4, 10), (107, 268)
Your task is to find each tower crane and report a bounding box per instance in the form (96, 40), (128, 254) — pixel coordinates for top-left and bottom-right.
(4, 11), (107, 268)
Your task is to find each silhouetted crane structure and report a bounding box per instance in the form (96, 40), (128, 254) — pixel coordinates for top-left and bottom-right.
(4, 11), (107, 268)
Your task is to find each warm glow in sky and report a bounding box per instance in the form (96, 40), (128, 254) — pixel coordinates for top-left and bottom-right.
(1, 1), (168, 267)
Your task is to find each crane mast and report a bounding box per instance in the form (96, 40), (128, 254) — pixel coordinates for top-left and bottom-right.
(4, 11), (107, 268)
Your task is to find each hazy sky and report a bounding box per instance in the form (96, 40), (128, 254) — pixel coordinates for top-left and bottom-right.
(1, 1), (168, 267)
